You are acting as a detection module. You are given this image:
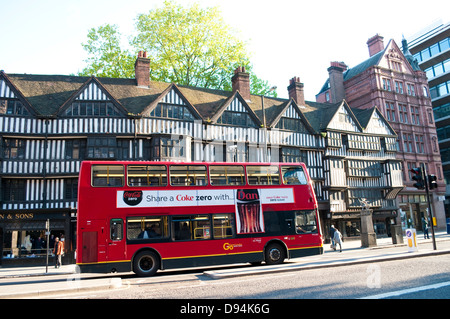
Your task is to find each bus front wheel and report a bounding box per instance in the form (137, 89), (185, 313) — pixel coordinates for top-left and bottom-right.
(264, 243), (286, 265)
(133, 250), (160, 276)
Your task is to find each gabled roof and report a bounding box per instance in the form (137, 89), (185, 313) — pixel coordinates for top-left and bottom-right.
(269, 99), (316, 134)
(317, 38), (421, 96)
(94, 77), (170, 115)
(301, 100), (379, 133)
(317, 48), (386, 95)
(247, 95), (288, 128)
(3, 72), (78, 116)
(141, 83), (203, 120)
(353, 106), (397, 136)
(207, 90), (262, 126)
(57, 76), (129, 116)
(1, 70), (396, 138)
(300, 100), (343, 132)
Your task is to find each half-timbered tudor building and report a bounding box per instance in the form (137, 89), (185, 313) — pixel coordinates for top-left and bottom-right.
(301, 101), (403, 238)
(0, 51), (402, 265)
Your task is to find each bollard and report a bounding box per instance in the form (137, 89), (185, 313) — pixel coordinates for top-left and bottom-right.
(405, 228), (418, 252)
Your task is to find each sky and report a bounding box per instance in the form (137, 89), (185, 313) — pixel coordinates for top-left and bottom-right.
(0, 0), (449, 101)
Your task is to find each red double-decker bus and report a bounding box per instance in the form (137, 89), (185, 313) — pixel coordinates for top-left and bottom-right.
(76, 161), (323, 276)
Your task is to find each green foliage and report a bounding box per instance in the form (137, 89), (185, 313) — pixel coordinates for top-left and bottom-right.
(79, 1), (277, 97)
(79, 24), (135, 78)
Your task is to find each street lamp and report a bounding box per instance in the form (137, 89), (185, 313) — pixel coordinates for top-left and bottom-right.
(261, 86), (277, 162)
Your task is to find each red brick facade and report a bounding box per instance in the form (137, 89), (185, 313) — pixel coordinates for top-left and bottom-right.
(316, 36), (447, 229)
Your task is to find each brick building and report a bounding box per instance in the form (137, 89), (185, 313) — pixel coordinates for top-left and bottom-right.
(316, 35), (446, 231)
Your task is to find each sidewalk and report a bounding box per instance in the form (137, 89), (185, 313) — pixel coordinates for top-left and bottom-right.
(205, 230), (450, 278)
(0, 230), (449, 298)
(0, 263), (122, 298)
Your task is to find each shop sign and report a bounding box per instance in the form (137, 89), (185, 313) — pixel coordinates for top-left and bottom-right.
(0, 213), (34, 220)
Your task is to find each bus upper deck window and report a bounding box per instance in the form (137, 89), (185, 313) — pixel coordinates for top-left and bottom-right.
(127, 165), (167, 187)
(282, 166), (307, 185)
(210, 165), (245, 186)
(170, 165), (207, 186)
(246, 165), (280, 185)
(92, 165), (124, 187)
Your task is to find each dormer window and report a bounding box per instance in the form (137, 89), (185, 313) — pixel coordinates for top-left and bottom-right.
(0, 99), (29, 116)
(217, 110), (257, 128)
(275, 117), (308, 132)
(65, 101), (121, 117)
(150, 103), (195, 121)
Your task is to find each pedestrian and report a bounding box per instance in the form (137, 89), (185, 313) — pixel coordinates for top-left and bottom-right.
(53, 237), (64, 268)
(329, 225), (336, 250)
(421, 216), (430, 239)
(333, 227), (343, 252)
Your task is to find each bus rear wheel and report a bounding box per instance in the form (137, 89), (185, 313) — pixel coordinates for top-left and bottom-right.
(265, 243), (286, 265)
(133, 251), (160, 276)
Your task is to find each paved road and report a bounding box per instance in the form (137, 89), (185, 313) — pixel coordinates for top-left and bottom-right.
(77, 249), (450, 299)
(0, 231), (449, 299)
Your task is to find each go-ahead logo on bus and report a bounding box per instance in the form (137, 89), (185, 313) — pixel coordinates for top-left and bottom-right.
(223, 243), (243, 251)
(123, 191), (143, 206)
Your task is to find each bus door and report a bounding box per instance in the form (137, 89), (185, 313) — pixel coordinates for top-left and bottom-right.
(107, 218), (126, 261)
(81, 219), (107, 263)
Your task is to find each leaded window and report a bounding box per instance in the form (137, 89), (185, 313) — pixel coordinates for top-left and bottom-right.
(217, 111), (257, 128)
(65, 101), (121, 117)
(150, 103), (195, 121)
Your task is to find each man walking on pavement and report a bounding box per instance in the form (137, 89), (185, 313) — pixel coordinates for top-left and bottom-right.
(333, 227), (343, 252)
(330, 225), (336, 250)
(53, 237), (64, 268)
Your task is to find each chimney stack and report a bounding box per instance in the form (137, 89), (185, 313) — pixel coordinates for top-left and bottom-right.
(232, 66), (251, 101)
(328, 61), (347, 103)
(135, 51), (150, 88)
(367, 34), (385, 57)
(287, 77), (305, 106)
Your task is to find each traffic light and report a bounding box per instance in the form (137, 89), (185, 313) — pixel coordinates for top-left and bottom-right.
(428, 174), (438, 190)
(410, 167), (425, 190)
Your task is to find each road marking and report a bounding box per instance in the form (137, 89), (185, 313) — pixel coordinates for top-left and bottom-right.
(360, 281), (450, 299)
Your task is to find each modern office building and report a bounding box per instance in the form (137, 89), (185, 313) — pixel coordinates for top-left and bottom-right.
(407, 21), (450, 220)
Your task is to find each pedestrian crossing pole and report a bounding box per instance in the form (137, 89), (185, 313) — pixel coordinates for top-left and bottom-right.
(45, 219), (50, 273)
(421, 163), (437, 251)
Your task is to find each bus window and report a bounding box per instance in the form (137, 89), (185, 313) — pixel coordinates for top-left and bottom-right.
(281, 166), (307, 185)
(172, 215), (211, 240)
(210, 165), (245, 186)
(127, 165), (167, 187)
(110, 219), (123, 240)
(127, 216), (168, 240)
(192, 215), (211, 240)
(172, 216), (191, 240)
(170, 165), (207, 186)
(295, 211), (317, 234)
(246, 165), (280, 185)
(92, 165), (124, 187)
(213, 214), (235, 238)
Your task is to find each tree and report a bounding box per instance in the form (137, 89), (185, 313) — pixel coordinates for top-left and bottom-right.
(79, 1), (277, 97)
(79, 24), (135, 78)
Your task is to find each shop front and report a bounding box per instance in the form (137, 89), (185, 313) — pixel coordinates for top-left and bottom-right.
(324, 209), (398, 242)
(0, 208), (75, 267)
(398, 194), (428, 232)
